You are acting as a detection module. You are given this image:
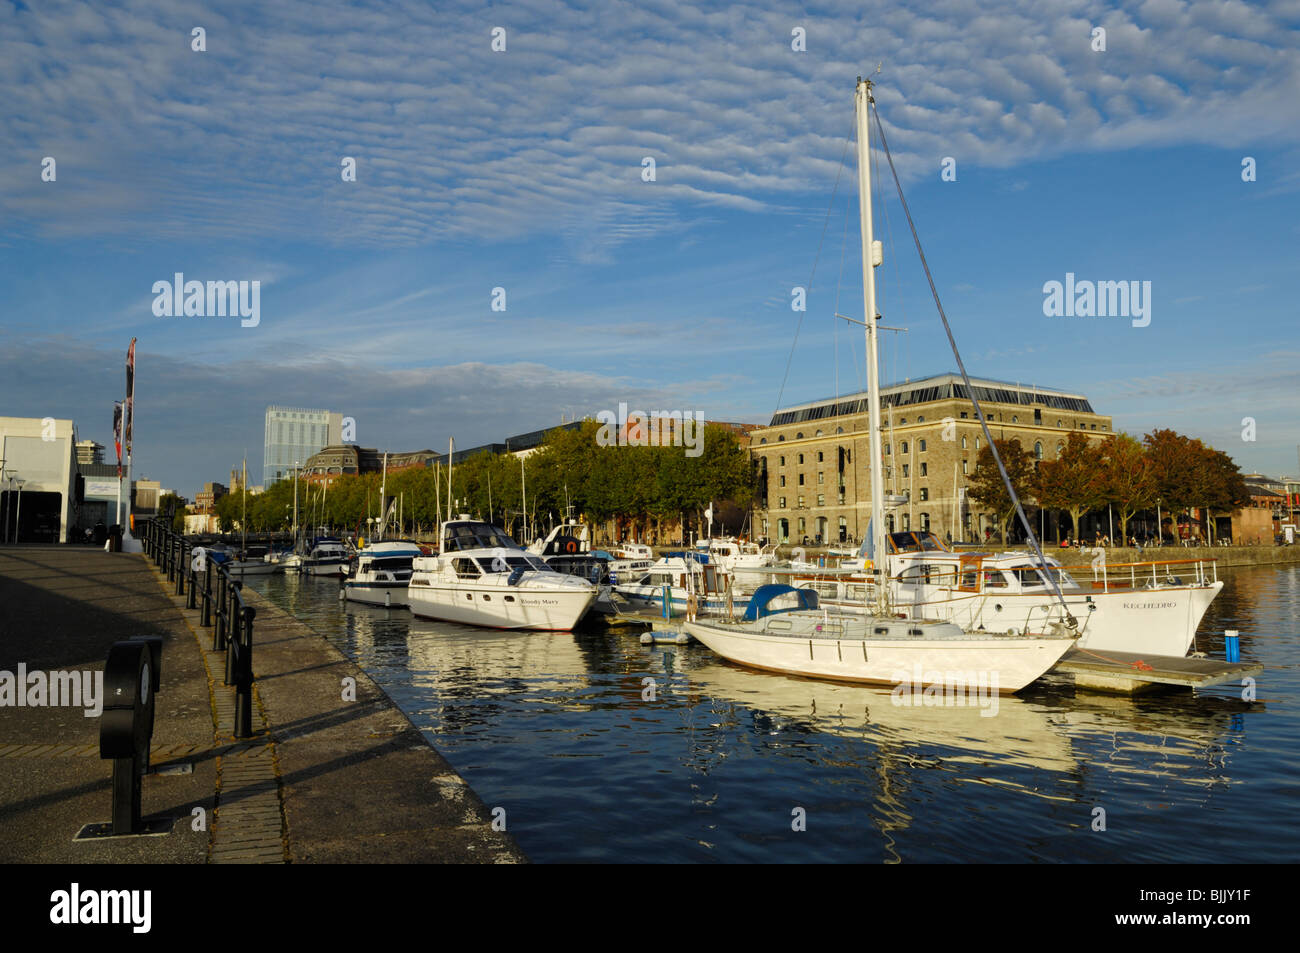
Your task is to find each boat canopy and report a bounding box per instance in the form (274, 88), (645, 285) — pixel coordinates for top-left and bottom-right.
(442, 521), (521, 553)
(743, 584), (820, 620)
(887, 531), (951, 554)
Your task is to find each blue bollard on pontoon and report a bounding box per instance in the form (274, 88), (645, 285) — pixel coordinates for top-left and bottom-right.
(1224, 629), (1240, 663)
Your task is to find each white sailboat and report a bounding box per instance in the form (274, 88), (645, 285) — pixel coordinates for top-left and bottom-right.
(684, 77), (1076, 692)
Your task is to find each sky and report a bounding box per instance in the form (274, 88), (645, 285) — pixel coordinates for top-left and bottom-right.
(1, 0), (1298, 496)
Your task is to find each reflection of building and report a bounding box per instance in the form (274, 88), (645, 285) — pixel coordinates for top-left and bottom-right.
(750, 373), (1114, 545)
(263, 406), (342, 486)
(0, 416), (79, 543)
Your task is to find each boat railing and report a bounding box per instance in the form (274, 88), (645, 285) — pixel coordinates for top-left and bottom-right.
(1088, 556), (1217, 593)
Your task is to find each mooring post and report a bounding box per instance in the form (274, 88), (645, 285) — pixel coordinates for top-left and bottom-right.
(225, 580), (243, 685)
(200, 557), (212, 628)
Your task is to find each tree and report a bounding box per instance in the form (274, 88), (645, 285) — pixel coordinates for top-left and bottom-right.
(1095, 433), (1156, 543)
(967, 438), (1033, 542)
(1035, 432), (1105, 543)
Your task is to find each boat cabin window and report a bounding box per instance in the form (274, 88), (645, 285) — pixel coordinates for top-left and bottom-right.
(369, 557), (414, 572)
(452, 557), (482, 579)
(443, 522), (519, 552)
(982, 570), (1009, 589)
(887, 531), (948, 554)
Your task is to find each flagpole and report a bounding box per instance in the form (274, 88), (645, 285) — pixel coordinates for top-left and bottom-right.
(120, 340), (142, 552)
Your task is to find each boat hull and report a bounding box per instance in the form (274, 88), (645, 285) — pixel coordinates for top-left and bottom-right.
(408, 582), (596, 630)
(344, 582), (410, 608)
(683, 619), (1074, 693)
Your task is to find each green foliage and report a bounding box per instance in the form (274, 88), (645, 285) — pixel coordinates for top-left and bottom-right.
(226, 421), (756, 541)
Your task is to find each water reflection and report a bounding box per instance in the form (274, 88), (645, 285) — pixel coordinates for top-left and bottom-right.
(249, 566), (1297, 863)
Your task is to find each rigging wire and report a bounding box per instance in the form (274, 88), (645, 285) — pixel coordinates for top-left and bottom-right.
(774, 123), (855, 417)
(869, 97), (1076, 629)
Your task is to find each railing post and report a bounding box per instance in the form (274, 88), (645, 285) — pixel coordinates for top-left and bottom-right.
(225, 581), (244, 685)
(186, 546), (197, 609)
(201, 559), (212, 628)
(175, 538), (186, 596)
(234, 605), (255, 739)
(214, 571), (227, 651)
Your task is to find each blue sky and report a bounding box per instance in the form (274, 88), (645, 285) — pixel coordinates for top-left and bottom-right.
(1, 0), (1298, 495)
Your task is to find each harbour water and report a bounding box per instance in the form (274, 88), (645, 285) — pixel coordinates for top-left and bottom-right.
(248, 566), (1299, 863)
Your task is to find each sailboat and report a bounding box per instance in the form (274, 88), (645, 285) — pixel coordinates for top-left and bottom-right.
(683, 77), (1076, 693)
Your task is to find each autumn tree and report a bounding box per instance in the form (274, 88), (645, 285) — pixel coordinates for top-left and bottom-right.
(1035, 432), (1105, 543)
(967, 438), (1034, 542)
(1095, 433), (1156, 543)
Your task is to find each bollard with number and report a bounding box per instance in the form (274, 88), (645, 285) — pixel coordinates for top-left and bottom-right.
(99, 639), (160, 835)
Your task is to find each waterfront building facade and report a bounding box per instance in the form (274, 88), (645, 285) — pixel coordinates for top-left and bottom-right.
(0, 416), (80, 543)
(750, 373), (1114, 545)
(263, 406), (342, 486)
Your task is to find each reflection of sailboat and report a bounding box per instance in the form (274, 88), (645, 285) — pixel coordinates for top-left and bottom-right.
(684, 660), (1077, 775)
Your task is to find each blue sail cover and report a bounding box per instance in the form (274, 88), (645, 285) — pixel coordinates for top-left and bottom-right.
(743, 584), (820, 620)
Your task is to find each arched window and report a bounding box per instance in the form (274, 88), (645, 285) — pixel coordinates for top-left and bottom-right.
(778, 435), (785, 442)
(899, 418), (907, 425)
(961, 436), (967, 449)
(917, 416), (924, 423)
(798, 453), (805, 464)
(836, 426), (844, 434)
(1056, 442), (1064, 456)
(1034, 442), (1044, 460)
(920, 513), (930, 532)
(796, 432), (804, 439)
(815, 429), (823, 437)
(759, 437), (767, 444)
(1012, 415), (1019, 424)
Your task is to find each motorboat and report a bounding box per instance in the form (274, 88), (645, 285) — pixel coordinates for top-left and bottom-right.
(227, 544), (284, 576)
(304, 537), (351, 577)
(407, 518), (598, 630)
(343, 540), (425, 607)
(796, 530), (1221, 657)
(531, 524), (624, 618)
(694, 537), (777, 572)
(613, 554), (750, 617)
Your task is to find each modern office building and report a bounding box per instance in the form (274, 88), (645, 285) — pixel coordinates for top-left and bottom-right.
(749, 373), (1114, 545)
(263, 406), (342, 486)
(75, 439), (105, 466)
(0, 416), (80, 543)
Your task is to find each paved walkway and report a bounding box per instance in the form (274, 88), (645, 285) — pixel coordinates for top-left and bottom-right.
(0, 546), (525, 863)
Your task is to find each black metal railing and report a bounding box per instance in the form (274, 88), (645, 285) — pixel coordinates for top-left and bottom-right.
(143, 519), (256, 738)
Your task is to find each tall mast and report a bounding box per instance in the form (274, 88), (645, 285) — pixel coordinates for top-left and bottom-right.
(855, 76), (887, 614)
(380, 452), (388, 541)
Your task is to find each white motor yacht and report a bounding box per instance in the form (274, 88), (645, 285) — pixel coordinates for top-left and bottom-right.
(614, 554), (750, 617)
(304, 537), (351, 577)
(407, 519), (598, 630)
(343, 540), (425, 607)
(795, 530), (1221, 658)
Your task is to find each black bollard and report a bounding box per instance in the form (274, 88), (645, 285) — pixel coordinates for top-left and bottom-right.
(200, 559), (212, 628)
(233, 605), (255, 739)
(99, 640), (158, 835)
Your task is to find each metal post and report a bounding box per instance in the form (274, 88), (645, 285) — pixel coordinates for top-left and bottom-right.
(201, 560), (212, 627)
(234, 605), (255, 738)
(214, 572), (227, 650)
(224, 580), (242, 684)
(175, 540), (185, 595)
(186, 547), (197, 609)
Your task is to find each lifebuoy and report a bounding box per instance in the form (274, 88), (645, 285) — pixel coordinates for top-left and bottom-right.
(565, 540), (577, 553)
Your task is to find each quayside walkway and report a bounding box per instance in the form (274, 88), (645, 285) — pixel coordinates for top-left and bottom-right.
(0, 545), (524, 864)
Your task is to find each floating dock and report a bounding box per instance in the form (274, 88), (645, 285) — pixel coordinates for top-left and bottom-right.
(1052, 647), (1262, 695)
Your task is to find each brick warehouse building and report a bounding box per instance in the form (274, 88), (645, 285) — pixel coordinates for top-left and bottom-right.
(750, 373), (1114, 546)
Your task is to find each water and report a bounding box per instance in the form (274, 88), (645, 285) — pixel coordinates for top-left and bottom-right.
(249, 566), (1299, 863)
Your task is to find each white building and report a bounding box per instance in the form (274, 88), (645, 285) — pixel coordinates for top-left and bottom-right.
(263, 406), (342, 487)
(0, 417), (79, 543)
